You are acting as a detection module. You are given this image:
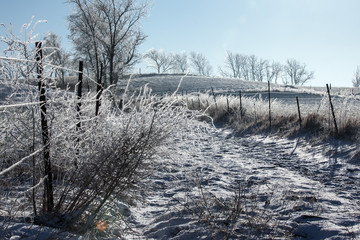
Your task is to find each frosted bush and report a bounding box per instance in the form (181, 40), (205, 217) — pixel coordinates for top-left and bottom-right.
(0, 21), (190, 236)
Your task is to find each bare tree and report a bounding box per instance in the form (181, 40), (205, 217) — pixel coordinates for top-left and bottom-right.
(68, 0), (148, 87)
(220, 51), (240, 78)
(352, 66), (360, 87)
(218, 65), (230, 78)
(143, 49), (174, 73)
(265, 61), (283, 84)
(143, 49), (161, 73)
(238, 54), (250, 80)
(190, 52), (212, 76)
(248, 55), (259, 81)
(224, 51), (237, 78)
(43, 33), (71, 84)
(68, 0), (102, 87)
(256, 58), (268, 82)
(284, 59), (314, 85)
(220, 51), (255, 80)
(172, 52), (188, 73)
(220, 51), (286, 83)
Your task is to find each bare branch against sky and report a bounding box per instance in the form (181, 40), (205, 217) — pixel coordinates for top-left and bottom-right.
(1, 0), (360, 87)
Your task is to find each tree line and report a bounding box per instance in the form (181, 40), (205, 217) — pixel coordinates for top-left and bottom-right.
(221, 51), (318, 86)
(144, 49), (315, 86)
(5, 0), (356, 88)
(143, 49), (213, 76)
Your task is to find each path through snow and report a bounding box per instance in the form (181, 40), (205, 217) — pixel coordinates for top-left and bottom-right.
(125, 120), (360, 239)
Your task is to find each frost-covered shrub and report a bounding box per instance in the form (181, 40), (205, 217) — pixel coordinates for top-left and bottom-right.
(0, 21), (189, 236)
(44, 94), (187, 230)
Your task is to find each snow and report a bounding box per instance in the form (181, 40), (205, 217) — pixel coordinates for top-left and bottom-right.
(1, 221), (83, 240)
(116, 74), (274, 94)
(117, 74), (359, 98)
(118, 119), (360, 239)
(2, 73), (360, 238)
(2, 118), (360, 239)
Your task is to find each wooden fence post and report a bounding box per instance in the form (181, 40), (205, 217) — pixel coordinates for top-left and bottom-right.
(268, 81), (271, 129)
(226, 97), (230, 112)
(296, 96), (302, 127)
(95, 63), (103, 116)
(239, 90), (243, 120)
(198, 93), (201, 109)
(36, 41), (54, 213)
(75, 61), (83, 161)
(76, 61), (83, 131)
(326, 84), (338, 135)
(211, 87), (218, 111)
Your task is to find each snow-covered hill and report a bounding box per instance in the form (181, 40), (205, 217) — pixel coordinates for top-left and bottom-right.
(117, 73), (358, 96)
(117, 74), (277, 94)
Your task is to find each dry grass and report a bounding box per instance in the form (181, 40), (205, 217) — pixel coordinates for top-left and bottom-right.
(181, 92), (360, 142)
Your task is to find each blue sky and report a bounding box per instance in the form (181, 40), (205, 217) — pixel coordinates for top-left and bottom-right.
(1, 0), (359, 87)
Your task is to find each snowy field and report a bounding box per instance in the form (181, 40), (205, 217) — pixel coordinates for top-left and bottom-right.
(117, 74), (359, 96)
(117, 74), (272, 94)
(3, 119), (360, 239)
(117, 74), (360, 111)
(2, 74), (360, 239)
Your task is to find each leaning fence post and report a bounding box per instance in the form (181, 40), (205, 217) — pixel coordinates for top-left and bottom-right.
(326, 84), (338, 135)
(36, 41), (54, 213)
(296, 96), (302, 127)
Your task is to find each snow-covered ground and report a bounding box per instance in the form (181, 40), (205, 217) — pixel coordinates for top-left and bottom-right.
(2, 117), (360, 239)
(122, 119), (360, 239)
(2, 73), (360, 239)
